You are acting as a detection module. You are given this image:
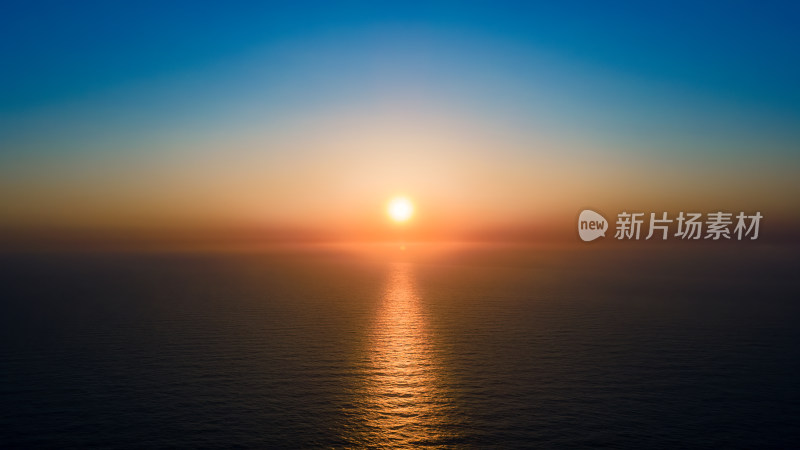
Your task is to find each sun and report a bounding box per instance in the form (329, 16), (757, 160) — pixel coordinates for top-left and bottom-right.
(387, 197), (414, 223)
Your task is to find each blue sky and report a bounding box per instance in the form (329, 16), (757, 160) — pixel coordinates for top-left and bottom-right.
(2, 1), (799, 153)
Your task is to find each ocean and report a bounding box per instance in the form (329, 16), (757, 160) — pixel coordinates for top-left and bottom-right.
(1, 243), (798, 448)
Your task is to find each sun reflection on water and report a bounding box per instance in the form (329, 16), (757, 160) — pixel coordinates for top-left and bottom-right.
(352, 262), (457, 447)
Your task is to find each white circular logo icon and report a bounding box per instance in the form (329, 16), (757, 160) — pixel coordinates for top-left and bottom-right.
(578, 209), (608, 242)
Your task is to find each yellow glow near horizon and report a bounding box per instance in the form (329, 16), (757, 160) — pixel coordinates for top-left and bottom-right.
(388, 197), (414, 223)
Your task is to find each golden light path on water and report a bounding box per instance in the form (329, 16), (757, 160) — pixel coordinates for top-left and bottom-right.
(353, 262), (458, 447)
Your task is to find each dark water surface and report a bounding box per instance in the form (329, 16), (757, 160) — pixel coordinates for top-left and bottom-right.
(1, 244), (799, 448)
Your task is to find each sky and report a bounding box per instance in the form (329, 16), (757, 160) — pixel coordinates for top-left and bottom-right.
(1, 1), (799, 244)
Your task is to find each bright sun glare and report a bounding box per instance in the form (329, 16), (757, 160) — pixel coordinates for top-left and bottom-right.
(388, 197), (414, 223)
